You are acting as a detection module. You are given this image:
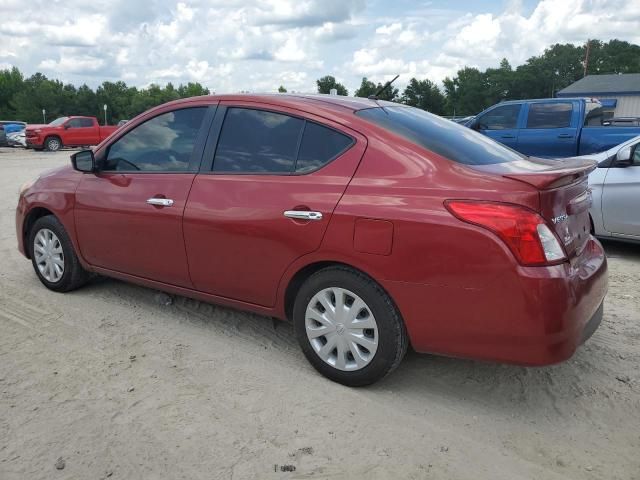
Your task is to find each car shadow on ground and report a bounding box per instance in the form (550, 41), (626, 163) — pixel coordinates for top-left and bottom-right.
(601, 239), (640, 261)
(77, 271), (621, 420)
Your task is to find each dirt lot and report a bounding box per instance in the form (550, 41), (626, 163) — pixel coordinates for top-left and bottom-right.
(0, 147), (638, 480)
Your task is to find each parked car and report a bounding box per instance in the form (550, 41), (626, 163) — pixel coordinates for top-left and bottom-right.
(0, 120), (27, 134)
(16, 94), (607, 386)
(7, 131), (26, 147)
(602, 117), (640, 127)
(452, 115), (475, 125)
(468, 98), (640, 158)
(581, 135), (640, 241)
(0, 121), (27, 147)
(25, 116), (119, 151)
(0, 125), (6, 147)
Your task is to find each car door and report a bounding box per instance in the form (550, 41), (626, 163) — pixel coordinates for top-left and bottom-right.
(63, 118), (87, 145)
(602, 141), (640, 237)
(517, 101), (578, 158)
(473, 103), (522, 149)
(74, 105), (215, 287)
(183, 102), (366, 307)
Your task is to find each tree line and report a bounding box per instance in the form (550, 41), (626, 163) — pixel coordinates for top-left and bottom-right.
(1, 39), (638, 124)
(317, 39), (640, 116)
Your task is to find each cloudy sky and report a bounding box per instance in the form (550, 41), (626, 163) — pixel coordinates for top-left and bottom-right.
(1, 0), (639, 94)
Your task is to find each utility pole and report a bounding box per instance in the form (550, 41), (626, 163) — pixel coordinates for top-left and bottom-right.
(103, 104), (108, 126)
(583, 39), (591, 77)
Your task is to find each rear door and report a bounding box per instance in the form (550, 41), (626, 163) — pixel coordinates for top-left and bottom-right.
(473, 103), (522, 149)
(183, 102), (366, 307)
(602, 141), (640, 237)
(75, 105), (214, 287)
(517, 101), (578, 158)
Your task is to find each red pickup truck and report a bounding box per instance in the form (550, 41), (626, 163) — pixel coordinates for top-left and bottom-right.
(26, 116), (119, 151)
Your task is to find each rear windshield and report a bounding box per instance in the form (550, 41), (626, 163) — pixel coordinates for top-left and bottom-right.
(356, 106), (523, 165)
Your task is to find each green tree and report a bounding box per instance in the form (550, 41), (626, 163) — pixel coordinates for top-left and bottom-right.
(0, 67), (24, 117)
(277, 85), (287, 93)
(443, 67), (488, 116)
(177, 82), (210, 97)
(316, 75), (348, 96)
(354, 77), (399, 101)
(400, 78), (446, 114)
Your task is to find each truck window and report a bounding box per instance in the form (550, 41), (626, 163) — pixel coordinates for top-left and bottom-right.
(79, 118), (94, 127)
(526, 103), (573, 129)
(476, 104), (521, 130)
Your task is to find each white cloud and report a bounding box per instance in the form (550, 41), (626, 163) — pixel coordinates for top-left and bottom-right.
(0, 0), (637, 95)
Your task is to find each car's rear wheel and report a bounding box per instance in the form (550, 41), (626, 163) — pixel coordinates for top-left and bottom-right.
(293, 266), (408, 386)
(29, 215), (91, 292)
(44, 136), (61, 152)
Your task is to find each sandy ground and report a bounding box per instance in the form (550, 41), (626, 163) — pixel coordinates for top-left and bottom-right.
(0, 147), (638, 480)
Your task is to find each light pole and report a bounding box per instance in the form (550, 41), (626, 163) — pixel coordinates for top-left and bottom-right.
(42, 109), (46, 123)
(103, 104), (108, 125)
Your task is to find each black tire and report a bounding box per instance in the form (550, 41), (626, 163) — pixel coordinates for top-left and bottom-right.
(28, 215), (91, 292)
(44, 136), (62, 152)
(293, 266), (408, 386)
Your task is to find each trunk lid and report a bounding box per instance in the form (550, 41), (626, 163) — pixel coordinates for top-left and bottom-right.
(471, 157), (597, 258)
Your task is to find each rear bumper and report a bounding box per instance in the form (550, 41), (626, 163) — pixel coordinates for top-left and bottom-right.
(384, 236), (608, 366)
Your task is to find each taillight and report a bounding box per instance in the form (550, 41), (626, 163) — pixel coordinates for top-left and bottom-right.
(445, 201), (567, 266)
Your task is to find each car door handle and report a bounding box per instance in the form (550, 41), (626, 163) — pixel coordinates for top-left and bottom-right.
(500, 134), (516, 139)
(146, 198), (174, 207)
(284, 210), (323, 221)
(558, 134), (574, 139)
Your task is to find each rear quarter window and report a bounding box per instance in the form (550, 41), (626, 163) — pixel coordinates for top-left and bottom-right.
(356, 106), (523, 165)
(296, 122), (353, 173)
(526, 103), (573, 129)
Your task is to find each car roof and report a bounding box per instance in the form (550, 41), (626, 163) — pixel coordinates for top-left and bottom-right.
(162, 93), (398, 113)
(496, 97), (597, 105)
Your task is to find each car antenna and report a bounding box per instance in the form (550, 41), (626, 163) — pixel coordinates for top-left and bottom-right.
(368, 74), (399, 101)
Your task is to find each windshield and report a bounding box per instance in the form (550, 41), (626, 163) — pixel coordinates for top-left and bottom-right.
(49, 117), (69, 126)
(356, 106), (524, 165)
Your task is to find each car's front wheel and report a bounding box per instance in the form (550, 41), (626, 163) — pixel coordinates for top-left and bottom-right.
(29, 215), (91, 292)
(293, 266), (408, 386)
(44, 136), (62, 152)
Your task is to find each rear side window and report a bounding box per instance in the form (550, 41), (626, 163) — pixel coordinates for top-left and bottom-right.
(214, 108), (303, 173)
(80, 118), (94, 127)
(356, 106), (523, 165)
(526, 103), (573, 129)
(296, 122), (353, 173)
(476, 104), (521, 130)
(213, 107), (353, 174)
(103, 107), (207, 172)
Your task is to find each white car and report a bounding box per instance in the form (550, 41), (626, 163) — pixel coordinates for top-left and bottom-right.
(586, 135), (640, 241)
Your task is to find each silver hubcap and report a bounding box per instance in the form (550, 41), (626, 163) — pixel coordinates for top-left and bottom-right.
(305, 287), (378, 371)
(49, 139), (59, 150)
(33, 228), (64, 283)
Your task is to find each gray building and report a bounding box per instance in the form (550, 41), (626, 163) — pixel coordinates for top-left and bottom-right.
(556, 73), (640, 119)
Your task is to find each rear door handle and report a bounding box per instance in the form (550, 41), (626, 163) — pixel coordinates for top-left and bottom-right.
(146, 198), (174, 207)
(558, 134), (574, 139)
(284, 210), (323, 221)
(500, 135), (516, 139)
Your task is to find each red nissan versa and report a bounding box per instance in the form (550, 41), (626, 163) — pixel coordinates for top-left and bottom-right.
(15, 94), (607, 386)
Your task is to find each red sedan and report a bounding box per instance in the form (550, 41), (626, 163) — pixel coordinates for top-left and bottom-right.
(15, 94), (607, 386)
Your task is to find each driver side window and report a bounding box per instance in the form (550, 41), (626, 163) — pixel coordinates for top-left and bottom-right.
(477, 104), (521, 130)
(103, 107), (207, 172)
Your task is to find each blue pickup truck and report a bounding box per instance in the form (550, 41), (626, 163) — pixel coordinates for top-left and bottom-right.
(468, 98), (640, 158)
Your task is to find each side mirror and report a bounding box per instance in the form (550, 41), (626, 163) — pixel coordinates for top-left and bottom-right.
(64, 123), (71, 130)
(71, 150), (96, 173)
(615, 146), (633, 167)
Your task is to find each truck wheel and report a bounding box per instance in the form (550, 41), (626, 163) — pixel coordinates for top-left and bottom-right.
(44, 136), (62, 152)
(293, 266), (408, 386)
